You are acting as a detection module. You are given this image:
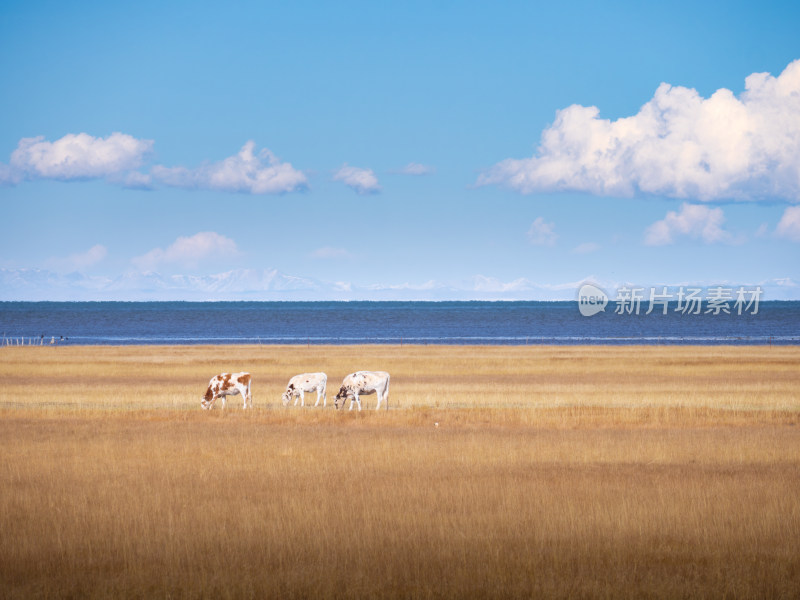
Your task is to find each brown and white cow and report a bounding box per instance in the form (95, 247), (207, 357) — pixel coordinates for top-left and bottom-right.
(334, 371), (390, 411)
(282, 372), (327, 407)
(201, 372), (252, 410)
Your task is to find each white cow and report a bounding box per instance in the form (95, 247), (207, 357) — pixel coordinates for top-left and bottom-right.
(201, 372), (252, 410)
(334, 371), (390, 411)
(282, 372), (327, 407)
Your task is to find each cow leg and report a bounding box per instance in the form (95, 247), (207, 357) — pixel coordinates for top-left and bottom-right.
(377, 384), (388, 410)
(355, 393), (362, 411)
(299, 390), (306, 407)
(236, 384), (249, 409)
(294, 392), (299, 406)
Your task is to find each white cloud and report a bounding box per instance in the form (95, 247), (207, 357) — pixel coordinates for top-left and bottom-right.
(4, 132), (152, 183)
(472, 275), (535, 293)
(118, 171), (153, 190)
(773, 277), (798, 287)
(478, 59), (800, 202)
(644, 203), (730, 245)
(394, 162), (435, 175)
(47, 244), (108, 272)
(152, 141), (307, 194)
(310, 246), (353, 259)
(572, 242), (600, 254)
(1, 135), (306, 194)
(333, 164), (381, 194)
(0, 162), (20, 185)
(526, 217), (558, 245)
(332, 281), (352, 292)
(132, 232), (239, 271)
(776, 206), (800, 241)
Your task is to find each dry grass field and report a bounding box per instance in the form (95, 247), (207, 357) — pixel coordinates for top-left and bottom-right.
(1, 344), (799, 598)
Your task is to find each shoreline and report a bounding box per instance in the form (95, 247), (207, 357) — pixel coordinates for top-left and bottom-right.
(3, 341), (800, 348)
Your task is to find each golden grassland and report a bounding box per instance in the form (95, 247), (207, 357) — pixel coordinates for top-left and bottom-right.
(1, 344), (799, 598)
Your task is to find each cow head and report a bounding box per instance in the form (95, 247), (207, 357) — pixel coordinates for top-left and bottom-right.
(201, 386), (214, 410)
(281, 383), (294, 407)
(334, 385), (351, 410)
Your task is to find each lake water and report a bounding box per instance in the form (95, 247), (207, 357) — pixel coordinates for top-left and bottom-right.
(1, 301), (798, 345)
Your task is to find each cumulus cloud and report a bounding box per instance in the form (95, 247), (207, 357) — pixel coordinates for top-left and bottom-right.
(526, 217), (558, 245)
(394, 162), (435, 175)
(0, 135), (308, 195)
(644, 203), (730, 245)
(478, 59), (800, 202)
(47, 244), (108, 272)
(132, 232), (239, 271)
(333, 164), (381, 194)
(3, 132), (152, 183)
(151, 141), (307, 194)
(776, 206), (800, 241)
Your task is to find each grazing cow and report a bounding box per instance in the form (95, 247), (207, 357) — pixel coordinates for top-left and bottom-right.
(334, 371), (390, 411)
(282, 372), (327, 407)
(201, 372), (252, 410)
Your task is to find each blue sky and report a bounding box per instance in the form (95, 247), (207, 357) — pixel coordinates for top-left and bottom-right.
(1, 0), (799, 300)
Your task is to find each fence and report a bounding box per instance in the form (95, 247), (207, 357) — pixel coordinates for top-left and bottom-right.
(2, 335), (67, 346)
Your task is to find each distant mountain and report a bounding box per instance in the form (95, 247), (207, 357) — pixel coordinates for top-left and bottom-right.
(102, 269), (320, 297)
(0, 268), (321, 301)
(1, 268), (797, 301)
(0, 268), (111, 300)
(0, 267), (576, 301)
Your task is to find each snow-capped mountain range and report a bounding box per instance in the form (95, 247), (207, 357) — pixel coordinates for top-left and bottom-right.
(1, 268), (797, 301)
